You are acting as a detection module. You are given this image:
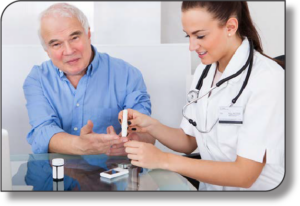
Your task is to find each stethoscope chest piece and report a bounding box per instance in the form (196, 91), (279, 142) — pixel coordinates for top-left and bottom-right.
(187, 89), (200, 103)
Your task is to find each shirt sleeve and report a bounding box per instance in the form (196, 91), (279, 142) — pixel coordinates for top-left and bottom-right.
(23, 66), (64, 154)
(123, 64), (151, 116)
(237, 66), (284, 165)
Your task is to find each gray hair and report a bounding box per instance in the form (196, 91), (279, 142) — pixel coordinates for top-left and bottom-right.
(38, 3), (90, 49)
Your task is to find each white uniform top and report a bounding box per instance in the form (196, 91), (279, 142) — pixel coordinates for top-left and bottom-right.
(180, 38), (284, 191)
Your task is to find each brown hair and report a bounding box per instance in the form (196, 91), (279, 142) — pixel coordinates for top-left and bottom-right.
(182, 1), (284, 68)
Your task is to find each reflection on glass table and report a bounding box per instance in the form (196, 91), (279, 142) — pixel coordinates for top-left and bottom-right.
(10, 154), (196, 191)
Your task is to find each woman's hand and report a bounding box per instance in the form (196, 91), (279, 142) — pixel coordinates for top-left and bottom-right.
(118, 109), (158, 133)
(124, 141), (168, 169)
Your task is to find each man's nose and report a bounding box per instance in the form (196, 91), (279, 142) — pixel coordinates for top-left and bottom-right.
(63, 42), (75, 55)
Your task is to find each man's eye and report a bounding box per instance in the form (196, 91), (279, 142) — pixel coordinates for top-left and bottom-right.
(52, 43), (61, 48)
(72, 36), (79, 40)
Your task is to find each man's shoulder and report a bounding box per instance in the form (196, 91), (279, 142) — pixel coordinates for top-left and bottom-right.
(97, 52), (138, 72)
(27, 60), (57, 81)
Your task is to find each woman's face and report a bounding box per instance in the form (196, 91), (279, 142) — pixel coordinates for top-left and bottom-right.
(182, 8), (229, 65)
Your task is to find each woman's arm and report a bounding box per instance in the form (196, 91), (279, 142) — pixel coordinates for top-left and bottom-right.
(124, 141), (265, 188)
(165, 153), (265, 188)
(119, 109), (197, 154)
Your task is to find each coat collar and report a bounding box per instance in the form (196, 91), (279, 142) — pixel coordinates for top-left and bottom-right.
(219, 38), (251, 84)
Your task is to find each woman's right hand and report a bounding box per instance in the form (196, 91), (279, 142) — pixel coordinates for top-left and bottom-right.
(118, 109), (158, 133)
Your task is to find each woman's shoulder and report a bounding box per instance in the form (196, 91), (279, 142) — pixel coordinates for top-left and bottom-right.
(252, 52), (284, 77)
(248, 51), (284, 91)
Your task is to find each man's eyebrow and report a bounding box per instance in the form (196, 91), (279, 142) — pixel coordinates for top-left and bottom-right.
(70, 31), (82, 36)
(48, 39), (59, 46)
(48, 31), (83, 46)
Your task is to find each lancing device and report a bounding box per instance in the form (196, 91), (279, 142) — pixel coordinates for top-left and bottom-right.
(122, 109), (128, 137)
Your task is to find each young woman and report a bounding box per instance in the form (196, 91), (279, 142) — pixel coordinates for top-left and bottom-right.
(120, 1), (284, 190)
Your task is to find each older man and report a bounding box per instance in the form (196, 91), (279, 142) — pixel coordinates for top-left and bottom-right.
(23, 3), (153, 155)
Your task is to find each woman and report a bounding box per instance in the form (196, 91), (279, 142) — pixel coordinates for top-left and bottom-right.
(120, 1), (284, 190)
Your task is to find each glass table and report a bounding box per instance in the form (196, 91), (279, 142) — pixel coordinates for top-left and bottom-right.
(10, 153), (196, 191)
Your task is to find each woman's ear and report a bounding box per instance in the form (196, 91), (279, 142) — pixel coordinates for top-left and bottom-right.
(226, 17), (239, 37)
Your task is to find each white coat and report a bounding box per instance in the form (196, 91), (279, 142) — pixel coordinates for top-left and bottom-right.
(181, 38), (284, 191)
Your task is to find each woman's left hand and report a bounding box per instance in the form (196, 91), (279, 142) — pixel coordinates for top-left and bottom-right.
(124, 141), (168, 169)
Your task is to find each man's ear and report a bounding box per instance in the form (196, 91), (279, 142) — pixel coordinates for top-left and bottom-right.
(44, 48), (50, 58)
(225, 17), (239, 36)
(88, 27), (91, 39)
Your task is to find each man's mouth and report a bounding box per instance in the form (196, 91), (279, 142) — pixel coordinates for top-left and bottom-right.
(66, 58), (80, 64)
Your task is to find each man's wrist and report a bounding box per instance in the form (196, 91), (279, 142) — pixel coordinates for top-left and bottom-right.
(70, 136), (82, 155)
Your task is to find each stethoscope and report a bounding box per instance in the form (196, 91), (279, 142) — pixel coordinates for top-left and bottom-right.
(182, 40), (254, 133)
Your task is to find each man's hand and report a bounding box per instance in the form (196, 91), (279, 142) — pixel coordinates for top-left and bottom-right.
(105, 126), (127, 156)
(105, 126), (153, 156)
(72, 120), (122, 155)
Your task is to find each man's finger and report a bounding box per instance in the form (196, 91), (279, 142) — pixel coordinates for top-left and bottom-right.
(111, 142), (125, 149)
(106, 126), (117, 135)
(107, 148), (126, 156)
(96, 134), (122, 145)
(80, 120), (94, 135)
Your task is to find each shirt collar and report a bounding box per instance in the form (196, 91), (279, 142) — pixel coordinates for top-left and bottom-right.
(55, 44), (99, 78)
(87, 45), (99, 76)
(219, 37), (251, 83)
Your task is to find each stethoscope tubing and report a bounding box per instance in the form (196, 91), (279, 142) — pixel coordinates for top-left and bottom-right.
(182, 40), (254, 133)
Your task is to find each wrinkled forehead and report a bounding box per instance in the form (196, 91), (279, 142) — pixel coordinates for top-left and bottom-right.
(40, 15), (83, 44)
(40, 15), (81, 33)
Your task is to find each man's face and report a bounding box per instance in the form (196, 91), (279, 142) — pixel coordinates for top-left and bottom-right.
(41, 15), (92, 77)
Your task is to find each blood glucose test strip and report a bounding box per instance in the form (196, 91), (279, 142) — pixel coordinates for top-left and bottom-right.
(122, 109), (128, 137)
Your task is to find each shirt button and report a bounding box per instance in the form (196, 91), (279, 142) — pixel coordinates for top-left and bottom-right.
(74, 127), (78, 131)
(76, 103), (80, 107)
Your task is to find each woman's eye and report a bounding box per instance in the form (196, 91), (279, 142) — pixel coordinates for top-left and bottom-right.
(197, 36), (205, 39)
(185, 35), (190, 38)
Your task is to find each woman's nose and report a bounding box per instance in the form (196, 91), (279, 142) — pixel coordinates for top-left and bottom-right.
(189, 38), (199, 52)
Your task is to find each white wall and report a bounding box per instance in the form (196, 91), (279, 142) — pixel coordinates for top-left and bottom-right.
(2, 1), (94, 46)
(92, 2), (161, 45)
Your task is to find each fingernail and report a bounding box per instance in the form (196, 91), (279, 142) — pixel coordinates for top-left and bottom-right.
(132, 128), (136, 131)
(128, 121), (131, 125)
(119, 119), (121, 122)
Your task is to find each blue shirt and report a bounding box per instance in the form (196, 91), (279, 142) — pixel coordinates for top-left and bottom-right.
(23, 45), (151, 154)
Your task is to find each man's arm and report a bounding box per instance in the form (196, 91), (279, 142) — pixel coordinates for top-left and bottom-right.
(23, 66), (121, 154)
(49, 121), (122, 155)
(23, 66), (66, 153)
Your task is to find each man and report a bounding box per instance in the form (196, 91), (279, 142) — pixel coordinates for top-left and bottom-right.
(23, 3), (154, 155)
